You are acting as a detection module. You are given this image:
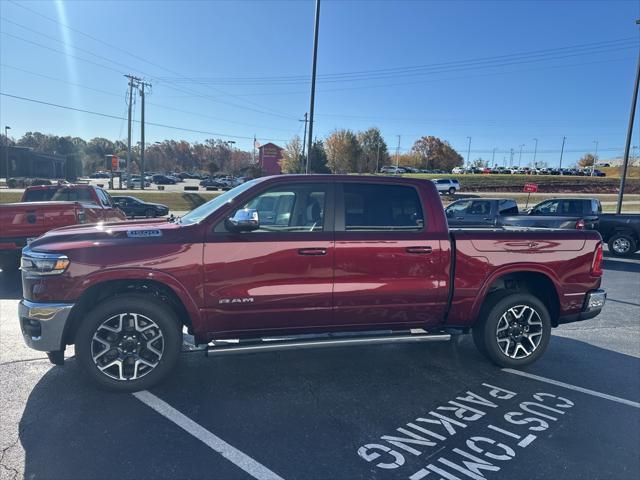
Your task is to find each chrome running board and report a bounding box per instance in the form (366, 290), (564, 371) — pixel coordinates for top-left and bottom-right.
(205, 329), (451, 357)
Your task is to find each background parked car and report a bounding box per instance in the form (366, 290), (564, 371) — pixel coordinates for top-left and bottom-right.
(379, 165), (406, 174)
(432, 178), (460, 195)
(152, 174), (177, 185)
(112, 196), (169, 218)
(527, 197), (601, 230)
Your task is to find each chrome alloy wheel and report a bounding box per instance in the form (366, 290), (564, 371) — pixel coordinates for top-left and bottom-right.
(91, 313), (164, 381)
(495, 305), (543, 359)
(612, 237), (631, 254)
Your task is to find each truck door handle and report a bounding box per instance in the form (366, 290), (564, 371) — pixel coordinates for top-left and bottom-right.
(298, 248), (327, 256)
(456, 216), (464, 220)
(483, 217), (492, 221)
(406, 246), (432, 254)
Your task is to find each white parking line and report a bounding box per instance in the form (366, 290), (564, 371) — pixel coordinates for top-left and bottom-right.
(133, 390), (285, 480)
(502, 369), (640, 408)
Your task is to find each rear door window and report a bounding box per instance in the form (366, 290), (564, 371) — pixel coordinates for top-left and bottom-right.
(498, 201), (518, 215)
(23, 189), (56, 202)
(342, 183), (424, 231)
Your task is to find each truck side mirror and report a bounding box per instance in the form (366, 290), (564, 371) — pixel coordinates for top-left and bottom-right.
(445, 208), (454, 217)
(225, 208), (260, 232)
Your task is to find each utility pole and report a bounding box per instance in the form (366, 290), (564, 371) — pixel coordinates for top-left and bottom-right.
(518, 144), (525, 168)
(532, 138), (539, 168)
(252, 135), (257, 164)
(559, 136), (566, 174)
(300, 113), (308, 173)
(376, 142), (381, 173)
(306, 0), (321, 170)
(591, 140), (599, 176)
(466, 136), (472, 167)
(491, 147), (496, 166)
(509, 148), (514, 168)
(4, 125), (10, 181)
(395, 135), (401, 171)
(617, 37), (640, 213)
(124, 75), (140, 189)
(138, 80), (151, 190)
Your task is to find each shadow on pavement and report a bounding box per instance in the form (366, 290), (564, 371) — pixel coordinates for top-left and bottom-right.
(602, 258), (640, 273)
(19, 335), (640, 480)
(0, 266), (21, 300)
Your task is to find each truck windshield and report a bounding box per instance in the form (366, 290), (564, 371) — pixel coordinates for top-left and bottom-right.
(179, 179), (260, 225)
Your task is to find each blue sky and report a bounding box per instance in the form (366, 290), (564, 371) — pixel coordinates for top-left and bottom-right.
(1, 0), (639, 167)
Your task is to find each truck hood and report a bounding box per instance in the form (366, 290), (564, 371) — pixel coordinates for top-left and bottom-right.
(29, 218), (183, 250)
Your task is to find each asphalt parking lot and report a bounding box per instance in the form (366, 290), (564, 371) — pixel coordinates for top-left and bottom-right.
(1, 250), (638, 480)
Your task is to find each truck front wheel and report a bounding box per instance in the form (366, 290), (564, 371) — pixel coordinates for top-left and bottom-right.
(473, 293), (551, 367)
(75, 294), (182, 392)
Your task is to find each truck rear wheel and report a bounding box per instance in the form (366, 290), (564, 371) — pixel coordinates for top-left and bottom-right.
(608, 232), (637, 257)
(473, 293), (551, 367)
(75, 294), (181, 392)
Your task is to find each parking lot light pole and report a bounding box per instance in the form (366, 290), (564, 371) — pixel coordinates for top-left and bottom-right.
(466, 137), (472, 167)
(591, 140), (599, 176)
(491, 147), (496, 166)
(559, 136), (567, 174)
(617, 44), (640, 214)
(4, 125), (10, 181)
(518, 144), (525, 168)
(532, 138), (538, 168)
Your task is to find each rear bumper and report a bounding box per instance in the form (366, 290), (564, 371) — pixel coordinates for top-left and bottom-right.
(557, 289), (606, 325)
(18, 300), (74, 352)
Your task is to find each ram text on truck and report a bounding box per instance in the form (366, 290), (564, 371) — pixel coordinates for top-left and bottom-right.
(18, 175), (606, 391)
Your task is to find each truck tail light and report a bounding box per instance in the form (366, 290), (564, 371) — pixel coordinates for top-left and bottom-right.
(591, 243), (603, 277)
(77, 209), (86, 223)
(575, 219), (585, 230)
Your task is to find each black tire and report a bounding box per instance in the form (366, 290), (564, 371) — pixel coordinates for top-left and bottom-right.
(473, 293), (551, 368)
(75, 294), (181, 392)
(448, 187), (456, 195)
(145, 209), (156, 218)
(608, 232), (637, 257)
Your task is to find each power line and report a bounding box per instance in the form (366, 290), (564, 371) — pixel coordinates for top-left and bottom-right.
(0, 63), (296, 132)
(0, 92), (290, 142)
(158, 37), (637, 85)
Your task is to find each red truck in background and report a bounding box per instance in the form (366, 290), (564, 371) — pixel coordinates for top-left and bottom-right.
(18, 175), (606, 392)
(0, 184), (125, 269)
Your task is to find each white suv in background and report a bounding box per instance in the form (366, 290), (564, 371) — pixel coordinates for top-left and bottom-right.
(432, 178), (460, 195)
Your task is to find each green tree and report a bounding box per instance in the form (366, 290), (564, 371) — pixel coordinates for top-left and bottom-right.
(325, 129), (361, 173)
(308, 140), (330, 173)
(279, 135), (304, 173)
(357, 127), (388, 173)
(411, 136), (463, 171)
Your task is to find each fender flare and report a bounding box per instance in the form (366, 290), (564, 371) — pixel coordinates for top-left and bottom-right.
(67, 268), (202, 326)
(470, 264), (562, 321)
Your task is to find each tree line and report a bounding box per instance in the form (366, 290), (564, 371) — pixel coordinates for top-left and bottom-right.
(2, 129), (464, 176)
(281, 128), (464, 174)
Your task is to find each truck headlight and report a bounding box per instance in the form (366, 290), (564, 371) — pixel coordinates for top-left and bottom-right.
(21, 250), (70, 276)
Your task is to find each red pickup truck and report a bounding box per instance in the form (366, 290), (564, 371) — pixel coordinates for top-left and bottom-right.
(0, 184), (125, 268)
(18, 175), (606, 391)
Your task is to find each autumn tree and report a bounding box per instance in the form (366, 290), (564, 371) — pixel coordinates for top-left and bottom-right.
(279, 135), (304, 173)
(578, 153), (596, 168)
(357, 127), (388, 173)
(411, 136), (464, 171)
(325, 129), (361, 173)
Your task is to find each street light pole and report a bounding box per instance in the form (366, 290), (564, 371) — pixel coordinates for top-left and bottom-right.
(306, 0), (321, 169)
(532, 138), (538, 168)
(591, 140), (599, 176)
(617, 44), (640, 213)
(466, 136), (472, 167)
(4, 126), (10, 181)
(518, 144), (525, 168)
(559, 136), (567, 174)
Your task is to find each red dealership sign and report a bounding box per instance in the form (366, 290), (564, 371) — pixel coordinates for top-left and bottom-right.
(523, 183), (538, 193)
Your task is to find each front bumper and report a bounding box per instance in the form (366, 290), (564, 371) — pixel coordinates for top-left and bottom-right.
(558, 289), (607, 325)
(18, 300), (74, 352)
